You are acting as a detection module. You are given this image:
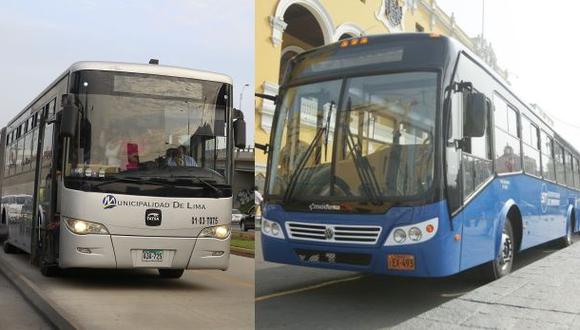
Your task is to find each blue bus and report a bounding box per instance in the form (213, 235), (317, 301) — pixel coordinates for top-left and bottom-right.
(257, 33), (578, 280)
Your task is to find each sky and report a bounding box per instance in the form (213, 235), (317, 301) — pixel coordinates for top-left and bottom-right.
(437, 0), (580, 149)
(0, 0), (254, 143)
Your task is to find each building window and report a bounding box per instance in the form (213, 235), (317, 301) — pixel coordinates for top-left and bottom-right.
(385, 0), (403, 26)
(415, 23), (424, 32)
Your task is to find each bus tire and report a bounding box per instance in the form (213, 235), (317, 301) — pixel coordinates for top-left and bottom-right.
(40, 260), (60, 277)
(557, 216), (574, 248)
(158, 269), (184, 279)
(482, 220), (514, 281)
(3, 241), (19, 254)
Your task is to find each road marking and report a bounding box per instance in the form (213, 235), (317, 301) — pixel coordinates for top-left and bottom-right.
(255, 275), (366, 302)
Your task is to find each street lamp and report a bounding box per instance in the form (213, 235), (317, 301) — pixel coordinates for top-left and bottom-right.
(239, 83), (250, 110)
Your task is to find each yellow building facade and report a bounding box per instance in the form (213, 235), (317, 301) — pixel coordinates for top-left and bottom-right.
(255, 0), (502, 187)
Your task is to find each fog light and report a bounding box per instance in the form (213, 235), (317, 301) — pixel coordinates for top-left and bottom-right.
(77, 247), (92, 254)
(393, 229), (407, 243)
(211, 251), (224, 256)
(408, 227), (422, 241)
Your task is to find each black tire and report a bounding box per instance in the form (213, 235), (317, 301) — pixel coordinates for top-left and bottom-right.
(40, 259), (60, 277)
(158, 269), (184, 279)
(557, 216), (574, 248)
(3, 241), (19, 254)
(481, 220), (514, 281)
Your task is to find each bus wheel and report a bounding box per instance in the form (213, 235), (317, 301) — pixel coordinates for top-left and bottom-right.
(40, 260), (60, 277)
(158, 269), (184, 279)
(3, 241), (19, 254)
(482, 220), (514, 281)
(557, 217), (574, 248)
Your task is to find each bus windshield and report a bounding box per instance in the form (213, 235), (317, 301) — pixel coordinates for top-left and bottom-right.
(267, 71), (438, 208)
(65, 70), (229, 191)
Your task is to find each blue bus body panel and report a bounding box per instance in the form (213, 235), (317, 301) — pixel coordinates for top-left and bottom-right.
(262, 200), (463, 277)
(262, 174), (579, 277)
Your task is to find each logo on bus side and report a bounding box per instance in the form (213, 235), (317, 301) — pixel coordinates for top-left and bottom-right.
(102, 195), (118, 209)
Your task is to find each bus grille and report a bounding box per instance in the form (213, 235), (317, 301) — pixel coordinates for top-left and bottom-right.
(286, 222), (382, 245)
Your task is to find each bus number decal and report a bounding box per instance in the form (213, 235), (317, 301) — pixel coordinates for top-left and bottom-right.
(192, 216), (218, 225)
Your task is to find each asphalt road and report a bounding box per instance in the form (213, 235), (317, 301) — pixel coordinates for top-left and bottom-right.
(0, 250), (254, 329)
(255, 231), (573, 330)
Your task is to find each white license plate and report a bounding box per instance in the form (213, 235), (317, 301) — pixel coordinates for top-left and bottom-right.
(142, 249), (163, 262)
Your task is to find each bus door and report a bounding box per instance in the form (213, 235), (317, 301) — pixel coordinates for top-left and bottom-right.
(31, 104), (58, 264)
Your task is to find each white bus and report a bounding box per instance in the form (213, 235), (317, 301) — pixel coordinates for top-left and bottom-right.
(0, 61), (246, 278)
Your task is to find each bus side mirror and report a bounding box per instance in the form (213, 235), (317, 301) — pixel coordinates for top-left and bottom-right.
(464, 92), (487, 138)
(60, 94), (79, 138)
(234, 119), (246, 149)
(255, 143), (269, 154)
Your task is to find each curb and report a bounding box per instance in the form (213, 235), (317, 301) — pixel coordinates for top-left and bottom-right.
(230, 247), (254, 258)
(0, 255), (80, 330)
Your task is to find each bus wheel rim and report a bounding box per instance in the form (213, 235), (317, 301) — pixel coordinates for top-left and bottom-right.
(499, 232), (512, 271)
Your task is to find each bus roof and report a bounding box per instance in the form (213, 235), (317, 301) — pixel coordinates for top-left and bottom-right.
(69, 61), (233, 84)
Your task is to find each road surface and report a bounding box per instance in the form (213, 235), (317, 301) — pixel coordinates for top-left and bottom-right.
(255, 231), (573, 329)
(0, 250), (254, 329)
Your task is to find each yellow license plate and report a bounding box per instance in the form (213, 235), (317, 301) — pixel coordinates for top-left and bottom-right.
(387, 254), (415, 271)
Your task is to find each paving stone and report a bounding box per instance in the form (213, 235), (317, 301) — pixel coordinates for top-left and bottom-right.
(395, 243), (580, 329)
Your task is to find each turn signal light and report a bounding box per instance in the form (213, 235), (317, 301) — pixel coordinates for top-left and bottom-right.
(426, 224), (434, 233)
(339, 36), (369, 49)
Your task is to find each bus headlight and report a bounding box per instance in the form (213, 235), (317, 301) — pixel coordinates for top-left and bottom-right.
(393, 229), (407, 243)
(199, 225), (231, 239)
(385, 218), (439, 246)
(64, 218), (109, 235)
(408, 227), (422, 241)
(262, 218), (285, 239)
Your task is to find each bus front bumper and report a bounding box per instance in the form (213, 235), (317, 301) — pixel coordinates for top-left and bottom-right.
(261, 232), (462, 278)
(59, 227), (230, 270)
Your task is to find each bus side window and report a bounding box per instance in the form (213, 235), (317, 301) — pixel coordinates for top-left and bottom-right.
(540, 131), (556, 181)
(521, 116), (541, 177)
(493, 94), (522, 174)
(554, 144), (566, 184)
(462, 92), (493, 198)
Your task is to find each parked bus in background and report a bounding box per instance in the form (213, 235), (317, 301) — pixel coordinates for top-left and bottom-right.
(0, 61), (246, 278)
(258, 33), (579, 280)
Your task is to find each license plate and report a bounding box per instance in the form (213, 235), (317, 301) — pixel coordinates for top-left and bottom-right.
(387, 254), (415, 271)
(142, 249), (163, 262)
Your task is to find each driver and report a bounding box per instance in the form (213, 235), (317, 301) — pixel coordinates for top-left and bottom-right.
(167, 145), (197, 167)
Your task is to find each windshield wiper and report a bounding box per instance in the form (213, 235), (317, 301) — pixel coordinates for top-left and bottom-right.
(344, 98), (383, 205)
(284, 102), (335, 202)
(92, 176), (146, 188)
(151, 175), (224, 196)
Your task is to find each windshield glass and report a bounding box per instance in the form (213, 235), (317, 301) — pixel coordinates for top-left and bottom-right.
(267, 72), (437, 206)
(65, 70), (230, 191)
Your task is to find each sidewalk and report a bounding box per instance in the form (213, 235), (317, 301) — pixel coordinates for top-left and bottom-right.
(395, 243), (580, 329)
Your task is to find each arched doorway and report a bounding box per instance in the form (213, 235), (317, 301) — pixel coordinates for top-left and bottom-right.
(278, 3), (328, 84)
(338, 33), (355, 40)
